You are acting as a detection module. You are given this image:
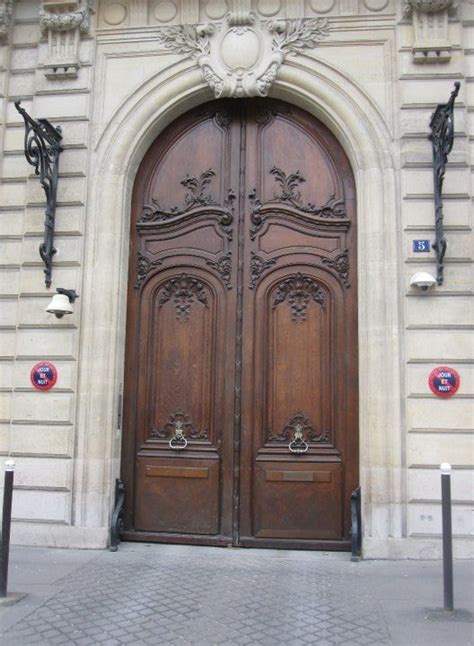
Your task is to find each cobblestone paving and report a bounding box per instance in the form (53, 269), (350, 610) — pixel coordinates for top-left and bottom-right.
(3, 545), (390, 645)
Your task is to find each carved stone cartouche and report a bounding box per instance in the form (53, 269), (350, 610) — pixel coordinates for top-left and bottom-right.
(155, 13), (330, 99)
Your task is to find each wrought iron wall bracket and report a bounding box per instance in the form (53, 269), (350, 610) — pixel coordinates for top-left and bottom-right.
(15, 101), (63, 288)
(429, 82), (460, 286)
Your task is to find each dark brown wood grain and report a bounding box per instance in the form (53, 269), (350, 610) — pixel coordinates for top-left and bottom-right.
(121, 99), (358, 549)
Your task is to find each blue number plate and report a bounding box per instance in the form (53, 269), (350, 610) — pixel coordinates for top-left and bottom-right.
(413, 239), (431, 253)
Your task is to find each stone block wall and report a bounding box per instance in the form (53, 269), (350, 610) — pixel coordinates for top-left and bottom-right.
(0, 0), (94, 544)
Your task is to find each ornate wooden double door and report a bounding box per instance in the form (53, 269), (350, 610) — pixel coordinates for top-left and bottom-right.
(122, 99), (358, 549)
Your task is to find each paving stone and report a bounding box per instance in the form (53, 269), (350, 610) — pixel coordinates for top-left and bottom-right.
(3, 546), (393, 645)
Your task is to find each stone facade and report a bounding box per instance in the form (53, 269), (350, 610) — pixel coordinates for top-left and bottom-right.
(0, 0), (472, 558)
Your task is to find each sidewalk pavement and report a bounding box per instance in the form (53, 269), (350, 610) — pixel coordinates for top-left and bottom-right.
(0, 543), (473, 645)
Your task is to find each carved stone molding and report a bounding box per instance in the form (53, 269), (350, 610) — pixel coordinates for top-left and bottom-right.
(40, 1), (93, 79)
(155, 12), (330, 98)
(158, 273), (209, 322)
(0, 1), (13, 44)
(403, 0), (457, 64)
(150, 410), (208, 441)
(272, 273), (325, 323)
(268, 411), (330, 444)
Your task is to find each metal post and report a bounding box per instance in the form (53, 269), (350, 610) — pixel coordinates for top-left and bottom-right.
(0, 459), (15, 598)
(440, 462), (454, 612)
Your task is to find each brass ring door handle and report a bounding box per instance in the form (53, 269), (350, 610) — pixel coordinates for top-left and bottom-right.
(288, 425), (308, 454)
(169, 421), (188, 450)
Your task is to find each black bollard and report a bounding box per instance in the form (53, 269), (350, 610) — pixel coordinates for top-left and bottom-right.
(440, 462), (454, 612)
(0, 459), (15, 598)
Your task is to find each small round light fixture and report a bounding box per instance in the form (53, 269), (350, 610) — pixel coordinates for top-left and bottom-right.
(410, 271), (437, 292)
(46, 288), (79, 318)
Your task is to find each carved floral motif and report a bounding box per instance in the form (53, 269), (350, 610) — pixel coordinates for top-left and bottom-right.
(249, 166), (346, 240)
(249, 252), (276, 289)
(206, 251), (232, 289)
(135, 252), (162, 290)
(403, 0), (456, 64)
(139, 169), (235, 240)
(322, 251), (350, 288)
(272, 273), (325, 323)
(39, 1), (92, 35)
(0, 0), (13, 43)
(40, 1), (93, 79)
(150, 410), (208, 440)
(268, 412), (330, 443)
(158, 273), (209, 322)
(155, 12), (329, 98)
(403, 0), (454, 15)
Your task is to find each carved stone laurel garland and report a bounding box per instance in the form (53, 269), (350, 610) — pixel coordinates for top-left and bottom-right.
(150, 410), (208, 441)
(39, 1), (93, 35)
(158, 273), (209, 322)
(403, 1), (457, 64)
(268, 412), (330, 444)
(0, 1), (13, 43)
(272, 273), (325, 323)
(39, 1), (93, 79)
(155, 12), (330, 98)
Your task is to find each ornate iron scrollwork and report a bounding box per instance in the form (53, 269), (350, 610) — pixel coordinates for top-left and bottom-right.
(429, 82), (460, 286)
(15, 101), (63, 288)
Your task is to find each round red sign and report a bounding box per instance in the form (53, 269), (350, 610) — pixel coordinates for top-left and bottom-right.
(30, 362), (58, 391)
(428, 366), (460, 398)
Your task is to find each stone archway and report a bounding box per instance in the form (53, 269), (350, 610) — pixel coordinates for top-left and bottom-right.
(73, 57), (403, 557)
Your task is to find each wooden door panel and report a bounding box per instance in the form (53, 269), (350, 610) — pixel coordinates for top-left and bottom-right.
(263, 273), (332, 448)
(254, 462), (342, 539)
(139, 272), (217, 448)
(239, 101), (357, 546)
(135, 458), (220, 534)
(123, 102), (241, 542)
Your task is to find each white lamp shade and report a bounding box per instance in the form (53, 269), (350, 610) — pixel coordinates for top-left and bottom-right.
(46, 293), (73, 315)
